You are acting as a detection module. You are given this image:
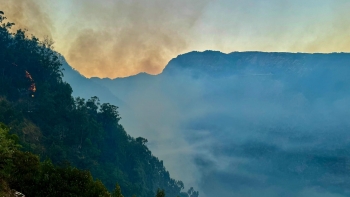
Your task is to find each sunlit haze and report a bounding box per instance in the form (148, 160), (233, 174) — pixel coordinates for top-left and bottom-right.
(1, 0), (350, 78)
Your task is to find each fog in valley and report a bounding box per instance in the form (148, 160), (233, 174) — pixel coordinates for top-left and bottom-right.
(62, 51), (350, 197)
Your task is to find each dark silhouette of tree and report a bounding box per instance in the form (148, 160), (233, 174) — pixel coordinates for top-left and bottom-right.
(156, 189), (165, 197)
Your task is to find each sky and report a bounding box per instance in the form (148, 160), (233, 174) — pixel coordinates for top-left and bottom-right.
(1, 0), (350, 78)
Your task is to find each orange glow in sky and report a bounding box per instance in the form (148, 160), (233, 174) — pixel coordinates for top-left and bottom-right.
(1, 0), (350, 78)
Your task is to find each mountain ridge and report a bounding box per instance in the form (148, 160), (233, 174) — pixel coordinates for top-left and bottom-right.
(71, 51), (350, 80)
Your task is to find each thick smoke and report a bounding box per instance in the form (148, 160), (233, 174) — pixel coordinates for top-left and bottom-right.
(1, 0), (209, 78)
(62, 0), (350, 77)
(2, 0), (350, 78)
(0, 0), (52, 39)
(65, 0), (209, 78)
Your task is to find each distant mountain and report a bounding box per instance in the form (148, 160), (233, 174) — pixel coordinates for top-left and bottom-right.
(86, 51), (350, 102)
(62, 51), (350, 197)
(163, 51), (350, 76)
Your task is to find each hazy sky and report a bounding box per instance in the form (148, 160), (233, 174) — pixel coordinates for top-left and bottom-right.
(1, 0), (350, 78)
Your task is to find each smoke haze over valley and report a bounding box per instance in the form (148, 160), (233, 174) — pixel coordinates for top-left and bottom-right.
(63, 51), (350, 197)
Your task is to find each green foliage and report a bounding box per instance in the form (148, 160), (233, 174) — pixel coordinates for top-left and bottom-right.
(0, 122), (111, 197)
(34, 160), (111, 197)
(156, 189), (165, 197)
(112, 183), (124, 197)
(0, 11), (198, 197)
(0, 123), (20, 180)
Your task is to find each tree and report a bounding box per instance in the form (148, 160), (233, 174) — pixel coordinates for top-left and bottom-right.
(187, 187), (199, 197)
(0, 122), (19, 175)
(156, 189), (165, 197)
(112, 183), (124, 197)
(136, 137), (148, 145)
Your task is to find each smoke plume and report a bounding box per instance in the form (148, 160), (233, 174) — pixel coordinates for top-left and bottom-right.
(2, 0), (350, 78)
(66, 0), (209, 78)
(0, 0), (52, 39)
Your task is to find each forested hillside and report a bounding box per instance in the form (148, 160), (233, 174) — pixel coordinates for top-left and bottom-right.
(0, 11), (196, 197)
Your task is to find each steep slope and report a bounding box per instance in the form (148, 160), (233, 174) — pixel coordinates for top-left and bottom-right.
(0, 12), (189, 197)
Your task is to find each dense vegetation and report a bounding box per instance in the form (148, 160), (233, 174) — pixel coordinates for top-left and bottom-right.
(0, 11), (197, 197)
(0, 122), (112, 196)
